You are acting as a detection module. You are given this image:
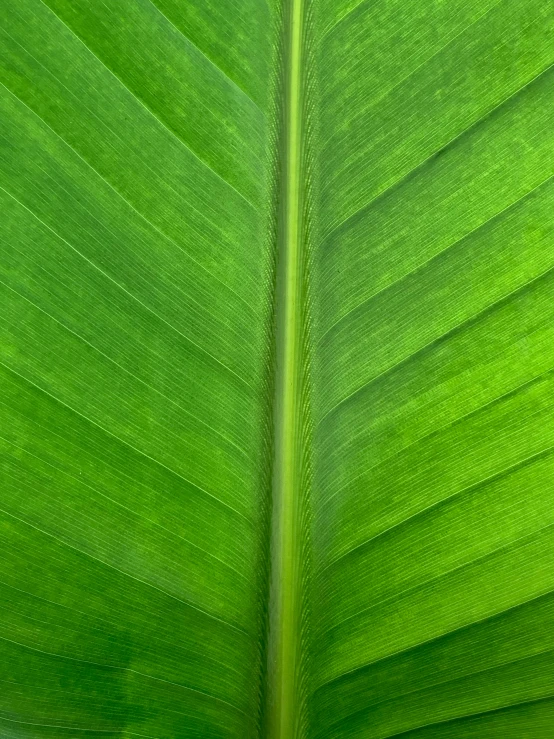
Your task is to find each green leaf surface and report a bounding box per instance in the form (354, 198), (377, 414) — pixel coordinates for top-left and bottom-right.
(1, 1), (554, 737)
(307, 0), (554, 736)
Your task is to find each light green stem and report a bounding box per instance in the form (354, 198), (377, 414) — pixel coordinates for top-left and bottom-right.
(266, 0), (305, 735)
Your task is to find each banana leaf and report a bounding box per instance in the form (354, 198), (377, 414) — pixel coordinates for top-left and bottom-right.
(1, 1), (553, 737)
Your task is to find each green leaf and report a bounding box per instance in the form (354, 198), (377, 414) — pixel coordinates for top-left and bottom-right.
(0, 0), (277, 735)
(1, 1), (554, 738)
(307, 1), (554, 736)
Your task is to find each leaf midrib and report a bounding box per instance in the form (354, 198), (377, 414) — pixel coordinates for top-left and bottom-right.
(266, 0), (306, 735)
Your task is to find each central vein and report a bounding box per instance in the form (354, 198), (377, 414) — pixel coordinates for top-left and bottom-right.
(266, 0), (306, 735)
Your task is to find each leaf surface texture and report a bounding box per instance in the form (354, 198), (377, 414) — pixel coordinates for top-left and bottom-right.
(1, 1), (554, 737)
